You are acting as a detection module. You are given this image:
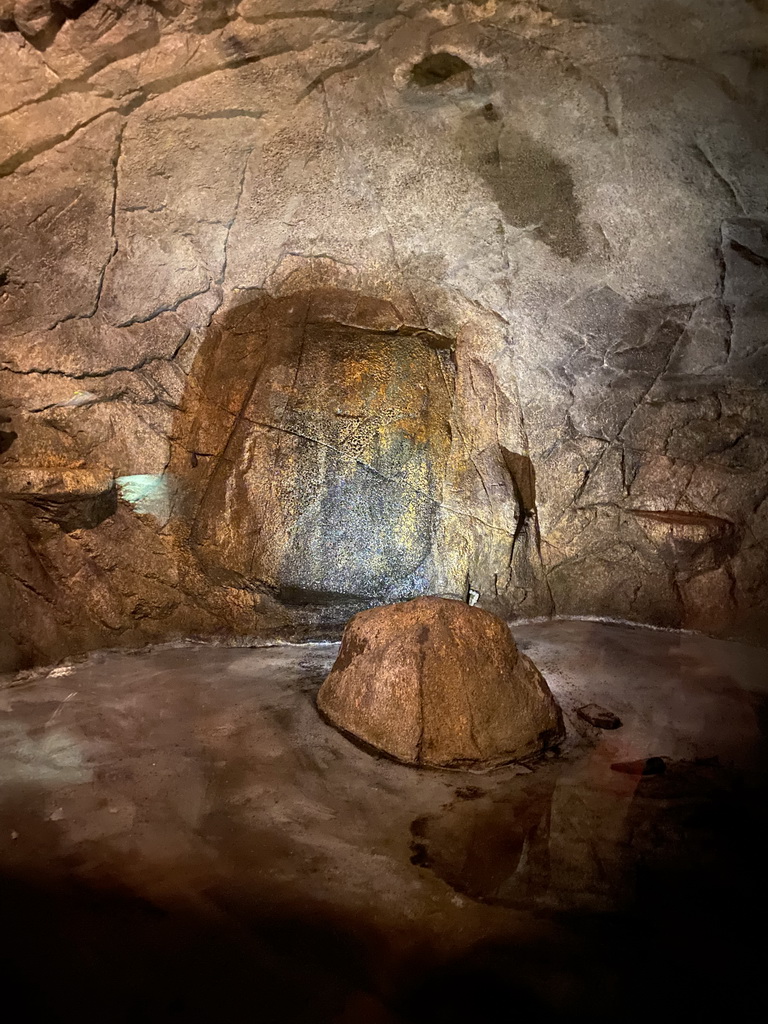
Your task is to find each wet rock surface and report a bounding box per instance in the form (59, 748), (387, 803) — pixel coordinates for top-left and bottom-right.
(410, 755), (748, 911)
(0, 620), (766, 1022)
(317, 596), (564, 769)
(1, 1), (768, 668)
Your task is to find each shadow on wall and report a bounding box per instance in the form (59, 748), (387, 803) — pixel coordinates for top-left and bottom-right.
(456, 110), (587, 260)
(405, 50), (587, 260)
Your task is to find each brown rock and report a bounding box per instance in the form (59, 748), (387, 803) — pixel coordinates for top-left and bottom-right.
(317, 597), (565, 770)
(630, 509), (739, 575)
(0, 466), (117, 531)
(577, 704), (622, 730)
(13, 0), (56, 38)
(0, 466), (114, 500)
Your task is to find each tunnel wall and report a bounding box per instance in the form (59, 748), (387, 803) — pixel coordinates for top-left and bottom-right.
(1, 0), (767, 669)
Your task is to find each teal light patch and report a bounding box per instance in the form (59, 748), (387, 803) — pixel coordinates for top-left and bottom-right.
(116, 474), (171, 522)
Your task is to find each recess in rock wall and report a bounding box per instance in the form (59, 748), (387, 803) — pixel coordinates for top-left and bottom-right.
(411, 52), (474, 88)
(176, 290), (458, 607)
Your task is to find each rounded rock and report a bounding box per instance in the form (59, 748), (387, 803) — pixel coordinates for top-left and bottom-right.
(317, 596), (565, 770)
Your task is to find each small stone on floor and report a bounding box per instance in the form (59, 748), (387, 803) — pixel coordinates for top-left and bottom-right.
(577, 703), (623, 729)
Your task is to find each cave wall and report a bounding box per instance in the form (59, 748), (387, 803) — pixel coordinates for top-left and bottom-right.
(0, 0), (767, 669)
(184, 293), (458, 605)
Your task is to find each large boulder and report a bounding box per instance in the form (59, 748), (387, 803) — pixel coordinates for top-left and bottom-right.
(317, 597), (564, 770)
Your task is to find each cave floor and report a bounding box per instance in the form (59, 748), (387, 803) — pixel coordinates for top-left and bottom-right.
(1, 620), (766, 1023)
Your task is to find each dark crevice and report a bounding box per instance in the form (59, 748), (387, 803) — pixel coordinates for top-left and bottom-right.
(296, 47), (382, 100)
(716, 225), (735, 361)
(499, 447), (536, 560)
(0, 429), (18, 455)
(411, 52), (473, 87)
(729, 238), (768, 267)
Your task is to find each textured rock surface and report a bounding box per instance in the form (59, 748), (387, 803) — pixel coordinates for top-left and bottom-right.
(317, 597), (565, 768)
(1, 0), (767, 669)
(182, 292), (458, 605)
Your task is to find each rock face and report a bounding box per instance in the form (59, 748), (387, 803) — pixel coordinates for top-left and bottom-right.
(184, 294), (456, 605)
(1, 1), (767, 670)
(317, 597), (565, 770)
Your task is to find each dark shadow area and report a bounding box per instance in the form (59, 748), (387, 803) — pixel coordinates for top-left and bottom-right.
(0, 411), (17, 455)
(411, 755), (768, 910)
(411, 52), (473, 87)
(1, 487), (118, 532)
(1, 2), (75, 49)
(1, 631), (767, 1022)
(1, 854), (764, 1023)
(457, 111), (587, 260)
(0, 871), (389, 1024)
(395, 901), (765, 1022)
(2, 746), (766, 1023)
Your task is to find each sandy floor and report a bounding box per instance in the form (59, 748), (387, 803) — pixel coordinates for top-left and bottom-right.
(1, 619), (766, 1022)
